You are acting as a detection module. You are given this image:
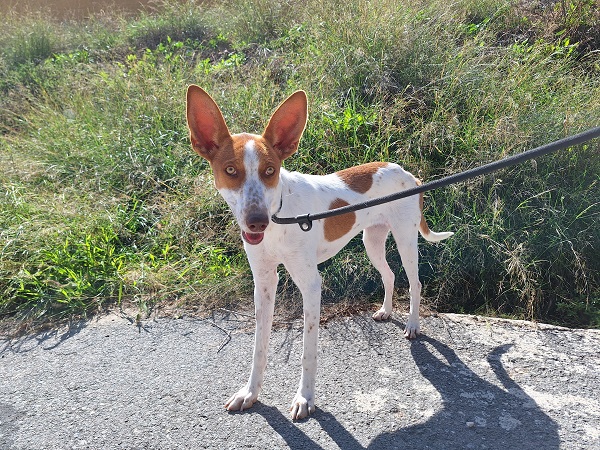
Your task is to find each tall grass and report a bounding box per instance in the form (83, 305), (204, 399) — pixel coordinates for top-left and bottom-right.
(1, 0), (598, 327)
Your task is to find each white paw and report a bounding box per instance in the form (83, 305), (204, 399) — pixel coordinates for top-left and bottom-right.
(404, 319), (420, 339)
(372, 308), (391, 321)
(225, 386), (258, 412)
(290, 392), (315, 420)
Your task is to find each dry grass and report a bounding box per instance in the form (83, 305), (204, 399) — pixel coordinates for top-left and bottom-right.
(1, 0), (599, 329)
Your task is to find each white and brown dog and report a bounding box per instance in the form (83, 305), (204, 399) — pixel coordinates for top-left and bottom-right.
(186, 86), (453, 420)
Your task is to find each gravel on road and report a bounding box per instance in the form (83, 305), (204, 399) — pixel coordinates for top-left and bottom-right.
(1, 311), (599, 449)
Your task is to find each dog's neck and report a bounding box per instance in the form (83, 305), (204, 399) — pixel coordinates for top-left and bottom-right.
(272, 167), (292, 218)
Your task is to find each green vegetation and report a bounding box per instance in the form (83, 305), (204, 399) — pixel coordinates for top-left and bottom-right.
(1, 0), (599, 328)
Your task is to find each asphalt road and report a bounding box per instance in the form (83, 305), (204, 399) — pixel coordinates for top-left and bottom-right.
(1, 311), (599, 449)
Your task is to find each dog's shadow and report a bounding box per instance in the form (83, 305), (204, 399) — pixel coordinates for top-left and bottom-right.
(254, 332), (560, 449)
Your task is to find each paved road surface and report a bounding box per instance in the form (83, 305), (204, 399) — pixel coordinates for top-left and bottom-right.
(1, 311), (599, 449)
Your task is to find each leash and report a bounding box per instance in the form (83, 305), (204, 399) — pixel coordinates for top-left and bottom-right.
(271, 126), (600, 232)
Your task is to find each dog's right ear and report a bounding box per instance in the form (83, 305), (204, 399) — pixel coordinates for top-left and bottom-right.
(186, 85), (231, 160)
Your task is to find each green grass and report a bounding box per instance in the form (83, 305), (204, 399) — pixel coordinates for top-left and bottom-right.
(1, 0), (599, 328)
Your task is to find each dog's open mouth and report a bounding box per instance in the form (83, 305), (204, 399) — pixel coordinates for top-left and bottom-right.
(242, 231), (264, 245)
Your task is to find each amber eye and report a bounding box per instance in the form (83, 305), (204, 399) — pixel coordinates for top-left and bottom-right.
(265, 166), (275, 176)
(225, 166), (237, 176)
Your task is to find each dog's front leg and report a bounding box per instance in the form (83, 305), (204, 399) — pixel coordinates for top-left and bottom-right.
(286, 261), (322, 420)
(225, 262), (278, 412)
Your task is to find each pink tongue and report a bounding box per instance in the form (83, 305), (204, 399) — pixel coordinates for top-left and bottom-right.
(242, 231), (264, 245)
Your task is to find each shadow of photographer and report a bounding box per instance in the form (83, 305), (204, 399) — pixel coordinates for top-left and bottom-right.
(254, 332), (559, 449)
(369, 336), (559, 448)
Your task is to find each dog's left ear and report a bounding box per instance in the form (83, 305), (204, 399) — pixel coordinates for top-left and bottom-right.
(263, 91), (308, 160)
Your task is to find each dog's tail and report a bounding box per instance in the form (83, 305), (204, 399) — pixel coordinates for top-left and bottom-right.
(416, 182), (454, 242)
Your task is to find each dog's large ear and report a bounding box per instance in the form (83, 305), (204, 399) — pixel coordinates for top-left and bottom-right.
(262, 91), (307, 160)
(186, 85), (231, 160)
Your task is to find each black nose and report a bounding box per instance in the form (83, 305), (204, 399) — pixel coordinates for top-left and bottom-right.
(246, 214), (269, 233)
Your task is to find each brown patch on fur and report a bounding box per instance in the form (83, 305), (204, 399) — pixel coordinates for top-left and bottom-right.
(323, 199), (355, 241)
(209, 134), (249, 191)
(253, 136), (282, 189)
(209, 133), (283, 191)
(336, 162), (388, 193)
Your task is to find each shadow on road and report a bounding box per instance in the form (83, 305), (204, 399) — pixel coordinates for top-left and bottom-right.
(369, 336), (559, 448)
(253, 404), (325, 450)
(0, 401), (22, 449)
(0, 320), (89, 354)
(255, 334), (560, 449)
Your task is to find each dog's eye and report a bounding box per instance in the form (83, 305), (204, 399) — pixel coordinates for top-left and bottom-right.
(265, 166), (275, 176)
(225, 166), (237, 176)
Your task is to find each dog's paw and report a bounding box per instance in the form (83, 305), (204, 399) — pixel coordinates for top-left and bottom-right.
(372, 308), (391, 321)
(225, 387), (258, 412)
(290, 392), (315, 420)
(403, 319), (420, 339)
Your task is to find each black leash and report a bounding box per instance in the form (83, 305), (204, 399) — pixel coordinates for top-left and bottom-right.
(271, 126), (600, 232)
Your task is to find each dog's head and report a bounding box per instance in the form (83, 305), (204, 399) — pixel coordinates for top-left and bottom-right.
(186, 86), (307, 245)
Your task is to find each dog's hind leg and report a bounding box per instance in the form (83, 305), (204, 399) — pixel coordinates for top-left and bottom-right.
(363, 224), (395, 321)
(391, 225), (422, 339)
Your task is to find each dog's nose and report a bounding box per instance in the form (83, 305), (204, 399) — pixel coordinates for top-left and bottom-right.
(246, 214), (269, 233)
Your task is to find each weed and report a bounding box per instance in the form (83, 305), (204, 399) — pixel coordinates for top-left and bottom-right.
(0, 0), (598, 328)
(3, 226), (128, 321)
(7, 29), (54, 66)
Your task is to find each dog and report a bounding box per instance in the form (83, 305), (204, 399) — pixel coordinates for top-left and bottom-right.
(186, 85), (453, 420)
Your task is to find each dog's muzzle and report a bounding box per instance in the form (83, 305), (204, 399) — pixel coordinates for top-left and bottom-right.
(242, 213), (269, 245)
